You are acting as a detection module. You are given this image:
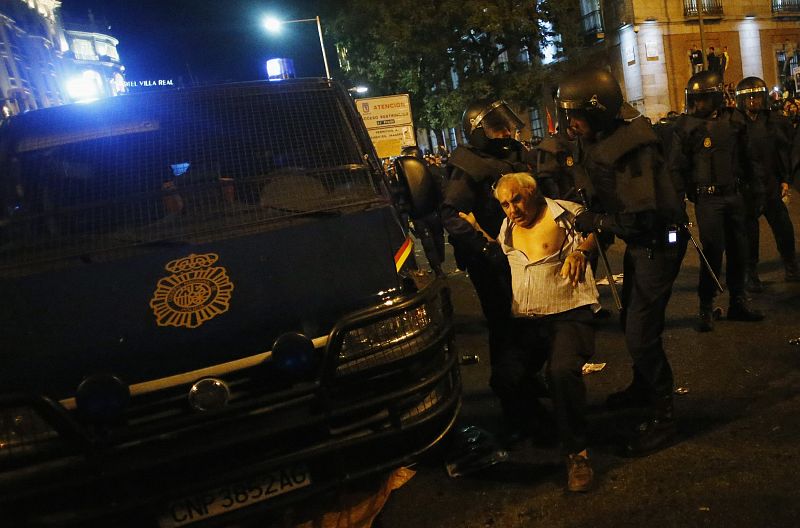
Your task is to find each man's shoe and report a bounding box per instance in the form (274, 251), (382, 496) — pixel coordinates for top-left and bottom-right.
(566, 452), (594, 492)
(606, 383), (650, 410)
(727, 298), (764, 322)
(623, 414), (677, 457)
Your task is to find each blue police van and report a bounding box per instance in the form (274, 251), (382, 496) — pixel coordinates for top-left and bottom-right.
(0, 79), (459, 527)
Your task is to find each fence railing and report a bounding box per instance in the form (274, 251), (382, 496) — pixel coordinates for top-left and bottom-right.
(683, 0), (724, 16)
(772, 0), (800, 14)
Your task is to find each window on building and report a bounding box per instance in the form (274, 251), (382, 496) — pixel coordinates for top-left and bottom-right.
(579, 0), (603, 35)
(529, 108), (545, 140)
(95, 40), (119, 61)
(496, 49), (509, 72)
(448, 128), (459, 150)
(777, 48), (800, 96)
(72, 39), (97, 61)
(3, 56), (14, 79)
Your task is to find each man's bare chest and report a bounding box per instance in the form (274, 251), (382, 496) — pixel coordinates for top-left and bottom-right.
(511, 215), (567, 261)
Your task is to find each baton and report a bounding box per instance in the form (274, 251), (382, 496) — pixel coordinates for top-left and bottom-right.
(683, 223), (724, 293)
(577, 188), (623, 311)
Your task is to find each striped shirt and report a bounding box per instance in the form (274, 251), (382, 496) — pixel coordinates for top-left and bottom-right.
(498, 198), (600, 317)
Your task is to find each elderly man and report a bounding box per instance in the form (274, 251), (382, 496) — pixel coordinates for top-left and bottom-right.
(460, 172), (599, 492)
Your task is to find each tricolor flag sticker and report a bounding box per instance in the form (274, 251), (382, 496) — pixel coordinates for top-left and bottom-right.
(394, 237), (413, 272)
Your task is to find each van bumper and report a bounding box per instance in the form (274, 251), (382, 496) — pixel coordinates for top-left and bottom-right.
(1, 278), (460, 527)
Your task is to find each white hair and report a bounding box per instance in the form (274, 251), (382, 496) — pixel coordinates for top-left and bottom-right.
(493, 172), (537, 200)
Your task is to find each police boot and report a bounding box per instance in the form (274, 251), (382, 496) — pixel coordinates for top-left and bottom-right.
(727, 296), (764, 322)
(745, 266), (763, 293)
(695, 301), (716, 332)
(623, 395), (677, 457)
(784, 257), (800, 282)
(607, 373), (651, 410)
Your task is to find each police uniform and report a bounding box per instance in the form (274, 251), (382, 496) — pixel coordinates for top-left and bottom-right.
(558, 68), (687, 456)
(571, 108), (687, 409)
(670, 107), (762, 319)
(742, 108), (798, 284)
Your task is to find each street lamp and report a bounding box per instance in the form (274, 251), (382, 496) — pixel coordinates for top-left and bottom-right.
(262, 15), (331, 79)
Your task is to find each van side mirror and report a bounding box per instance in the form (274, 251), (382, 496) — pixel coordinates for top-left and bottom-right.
(391, 156), (440, 220)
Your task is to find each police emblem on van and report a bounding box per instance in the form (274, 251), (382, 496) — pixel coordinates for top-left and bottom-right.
(150, 253), (234, 328)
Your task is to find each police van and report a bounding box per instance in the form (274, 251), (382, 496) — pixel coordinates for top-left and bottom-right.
(0, 79), (459, 527)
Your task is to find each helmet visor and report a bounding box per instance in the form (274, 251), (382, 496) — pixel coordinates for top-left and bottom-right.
(475, 101), (525, 133)
(734, 86), (767, 97)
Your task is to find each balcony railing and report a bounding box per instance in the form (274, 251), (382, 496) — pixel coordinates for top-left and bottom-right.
(773, 0), (800, 14)
(683, 0), (724, 17)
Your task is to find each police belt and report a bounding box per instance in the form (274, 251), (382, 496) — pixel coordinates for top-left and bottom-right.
(695, 183), (738, 196)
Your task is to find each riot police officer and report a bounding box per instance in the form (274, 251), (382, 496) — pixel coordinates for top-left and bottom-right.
(556, 68), (688, 456)
(670, 71), (764, 331)
(533, 134), (572, 200)
(534, 100), (579, 201)
(440, 99), (534, 434)
(735, 76), (800, 289)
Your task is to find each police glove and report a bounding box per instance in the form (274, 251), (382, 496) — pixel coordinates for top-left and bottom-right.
(574, 211), (605, 234)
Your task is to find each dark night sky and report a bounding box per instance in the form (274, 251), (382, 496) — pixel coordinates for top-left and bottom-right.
(60, 0), (338, 84)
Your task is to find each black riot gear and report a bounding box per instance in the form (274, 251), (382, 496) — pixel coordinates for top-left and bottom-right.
(735, 76), (768, 113)
(670, 91), (764, 331)
(685, 70), (724, 117)
(442, 99), (532, 435)
(564, 84), (688, 456)
(556, 68), (623, 134)
(461, 99), (524, 151)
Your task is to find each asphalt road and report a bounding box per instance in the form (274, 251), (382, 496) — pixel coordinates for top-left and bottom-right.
(377, 199), (800, 528)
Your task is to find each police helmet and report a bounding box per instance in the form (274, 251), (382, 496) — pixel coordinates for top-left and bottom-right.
(555, 68), (623, 134)
(461, 99), (524, 149)
(734, 76), (768, 113)
(400, 145), (424, 159)
(685, 70), (724, 115)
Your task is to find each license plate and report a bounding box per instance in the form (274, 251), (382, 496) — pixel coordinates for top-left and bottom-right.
(158, 464), (311, 528)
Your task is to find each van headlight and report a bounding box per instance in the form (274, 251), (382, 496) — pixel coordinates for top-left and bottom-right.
(336, 297), (445, 376)
(0, 406), (60, 460)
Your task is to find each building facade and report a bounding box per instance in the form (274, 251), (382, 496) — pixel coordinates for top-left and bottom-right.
(61, 9), (126, 101)
(594, 0), (800, 119)
(0, 0), (124, 117)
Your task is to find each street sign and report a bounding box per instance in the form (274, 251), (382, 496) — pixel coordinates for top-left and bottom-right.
(355, 94), (415, 159)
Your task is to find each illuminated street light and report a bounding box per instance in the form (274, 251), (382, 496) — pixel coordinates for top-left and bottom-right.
(262, 15), (331, 79)
(349, 86), (368, 94)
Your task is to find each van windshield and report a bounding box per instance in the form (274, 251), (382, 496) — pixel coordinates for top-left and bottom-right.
(0, 84), (385, 272)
